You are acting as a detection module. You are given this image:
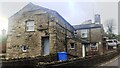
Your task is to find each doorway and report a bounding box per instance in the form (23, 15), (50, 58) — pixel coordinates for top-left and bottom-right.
(42, 37), (50, 56)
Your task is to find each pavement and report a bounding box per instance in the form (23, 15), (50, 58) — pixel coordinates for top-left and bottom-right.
(99, 55), (120, 68)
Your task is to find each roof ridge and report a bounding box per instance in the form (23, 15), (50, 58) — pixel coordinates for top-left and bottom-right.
(9, 2), (49, 19)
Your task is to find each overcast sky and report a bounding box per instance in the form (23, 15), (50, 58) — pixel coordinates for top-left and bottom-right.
(0, 0), (119, 34)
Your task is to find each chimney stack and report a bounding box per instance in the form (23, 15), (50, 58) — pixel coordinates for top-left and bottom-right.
(94, 14), (101, 24)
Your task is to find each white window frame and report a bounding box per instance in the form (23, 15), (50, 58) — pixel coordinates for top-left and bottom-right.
(90, 43), (98, 51)
(21, 45), (28, 52)
(26, 20), (35, 31)
(70, 43), (75, 49)
(81, 29), (88, 38)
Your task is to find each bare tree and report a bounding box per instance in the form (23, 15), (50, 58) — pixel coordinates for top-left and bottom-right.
(106, 19), (115, 34)
(105, 19), (115, 38)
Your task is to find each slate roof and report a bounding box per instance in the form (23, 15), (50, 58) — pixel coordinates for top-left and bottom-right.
(73, 23), (103, 30)
(9, 2), (75, 32)
(50, 11), (75, 32)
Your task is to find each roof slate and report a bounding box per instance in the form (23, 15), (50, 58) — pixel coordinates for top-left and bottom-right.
(73, 24), (102, 30)
(9, 2), (75, 32)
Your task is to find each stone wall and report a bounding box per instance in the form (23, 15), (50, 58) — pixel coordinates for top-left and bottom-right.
(90, 28), (104, 55)
(67, 39), (82, 57)
(76, 27), (104, 55)
(90, 28), (102, 42)
(7, 8), (82, 58)
(53, 16), (82, 57)
(7, 11), (43, 58)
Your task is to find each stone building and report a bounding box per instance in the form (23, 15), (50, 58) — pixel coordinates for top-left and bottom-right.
(73, 23), (106, 56)
(6, 3), (82, 58)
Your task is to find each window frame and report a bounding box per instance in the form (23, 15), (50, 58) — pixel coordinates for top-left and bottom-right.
(21, 44), (28, 52)
(70, 43), (75, 49)
(25, 20), (35, 32)
(90, 43), (98, 51)
(81, 29), (88, 38)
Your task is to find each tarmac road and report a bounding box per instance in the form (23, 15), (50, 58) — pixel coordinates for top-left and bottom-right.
(99, 55), (120, 68)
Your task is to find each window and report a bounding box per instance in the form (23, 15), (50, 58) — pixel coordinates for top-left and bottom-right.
(81, 29), (88, 38)
(90, 43), (98, 51)
(26, 20), (34, 31)
(108, 41), (113, 43)
(21, 45), (28, 52)
(74, 30), (77, 35)
(70, 43), (75, 49)
(114, 40), (117, 43)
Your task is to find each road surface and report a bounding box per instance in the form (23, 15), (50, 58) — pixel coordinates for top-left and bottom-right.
(99, 55), (120, 68)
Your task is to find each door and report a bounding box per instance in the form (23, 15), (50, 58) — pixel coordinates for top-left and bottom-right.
(82, 45), (85, 57)
(42, 37), (50, 56)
